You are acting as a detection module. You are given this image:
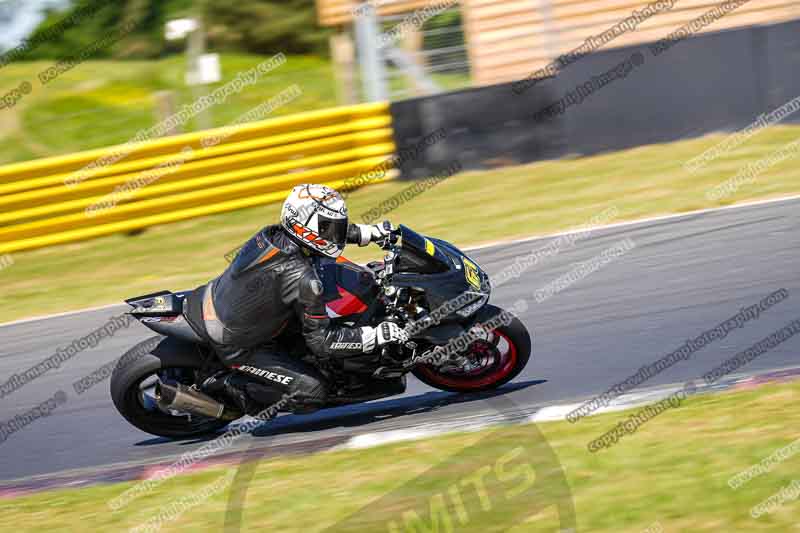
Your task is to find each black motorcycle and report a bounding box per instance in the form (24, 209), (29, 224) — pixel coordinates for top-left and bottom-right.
(110, 225), (531, 438)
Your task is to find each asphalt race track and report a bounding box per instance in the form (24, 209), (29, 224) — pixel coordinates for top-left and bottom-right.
(1, 197), (798, 482)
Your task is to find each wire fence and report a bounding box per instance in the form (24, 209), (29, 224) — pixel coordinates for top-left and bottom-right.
(346, 0), (800, 95)
(375, 6), (471, 99)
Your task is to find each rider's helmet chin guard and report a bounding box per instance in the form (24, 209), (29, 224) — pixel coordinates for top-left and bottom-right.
(281, 184), (349, 258)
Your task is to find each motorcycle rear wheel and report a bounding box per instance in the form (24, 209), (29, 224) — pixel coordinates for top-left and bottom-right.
(110, 336), (230, 438)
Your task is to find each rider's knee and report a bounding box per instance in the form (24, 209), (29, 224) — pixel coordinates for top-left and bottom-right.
(287, 373), (327, 412)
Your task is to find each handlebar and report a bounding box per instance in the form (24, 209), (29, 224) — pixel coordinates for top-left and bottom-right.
(377, 227), (401, 251)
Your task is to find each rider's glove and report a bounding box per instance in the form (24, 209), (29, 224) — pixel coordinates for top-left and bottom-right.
(360, 322), (408, 352)
(355, 221), (393, 246)
(378, 321), (408, 345)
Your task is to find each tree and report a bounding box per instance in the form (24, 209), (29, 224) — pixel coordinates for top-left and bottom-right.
(13, 0), (328, 61)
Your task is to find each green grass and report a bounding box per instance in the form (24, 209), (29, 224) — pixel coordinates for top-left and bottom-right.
(384, 66), (472, 96)
(1, 124), (799, 323)
(0, 54), (337, 164)
(2, 378), (799, 531)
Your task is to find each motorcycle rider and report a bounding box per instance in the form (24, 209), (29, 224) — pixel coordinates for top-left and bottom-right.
(186, 184), (408, 415)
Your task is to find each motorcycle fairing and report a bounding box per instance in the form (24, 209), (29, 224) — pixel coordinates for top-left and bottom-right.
(126, 290), (184, 317)
(125, 290), (204, 343)
(319, 258), (378, 318)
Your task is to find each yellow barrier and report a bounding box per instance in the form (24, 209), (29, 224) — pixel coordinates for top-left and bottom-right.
(0, 102), (397, 254)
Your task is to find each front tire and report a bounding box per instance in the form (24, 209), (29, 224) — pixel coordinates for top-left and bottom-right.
(412, 305), (531, 393)
(110, 336), (229, 439)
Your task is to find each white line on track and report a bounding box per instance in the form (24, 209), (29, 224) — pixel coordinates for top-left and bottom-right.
(464, 192), (800, 252)
(341, 364), (800, 451)
(0, 302), (123, 329)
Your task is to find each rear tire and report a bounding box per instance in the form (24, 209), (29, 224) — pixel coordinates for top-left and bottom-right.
(412, 305), (531, 393)
(110, 336), (229, 439)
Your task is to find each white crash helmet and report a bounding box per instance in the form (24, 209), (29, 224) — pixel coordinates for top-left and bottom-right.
(280, 184), (349, 258)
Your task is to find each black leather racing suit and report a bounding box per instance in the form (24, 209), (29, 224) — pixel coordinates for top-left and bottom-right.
(191, 224), (379, 411)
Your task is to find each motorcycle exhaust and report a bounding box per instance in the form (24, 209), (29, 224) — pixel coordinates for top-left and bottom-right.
(155, 382), (240, 421)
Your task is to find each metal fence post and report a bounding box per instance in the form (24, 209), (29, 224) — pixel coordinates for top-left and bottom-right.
(353, 2), (388, 102)
(538, 0), (559, 63)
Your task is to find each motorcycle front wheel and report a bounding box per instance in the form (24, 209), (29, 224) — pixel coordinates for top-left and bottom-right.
(412, 305), (531, 393)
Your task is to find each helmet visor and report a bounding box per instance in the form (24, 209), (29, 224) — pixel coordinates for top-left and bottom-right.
(318, 215), (348, 246)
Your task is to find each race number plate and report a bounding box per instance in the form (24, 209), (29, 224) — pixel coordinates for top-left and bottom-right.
(462, 257), (482, 290)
